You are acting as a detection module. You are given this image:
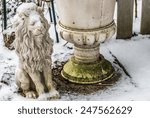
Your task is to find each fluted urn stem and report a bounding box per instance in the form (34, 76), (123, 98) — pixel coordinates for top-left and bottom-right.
(74, 45), (100, 63)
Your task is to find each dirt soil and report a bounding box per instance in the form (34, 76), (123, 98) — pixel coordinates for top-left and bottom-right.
(52, 61), (120, 95)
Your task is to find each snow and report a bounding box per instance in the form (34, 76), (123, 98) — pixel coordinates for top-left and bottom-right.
(1, 0), (150, 101)
(16, 2), (37, 13)
(133, 0), (142, 33)
(100, 35), (150, 101)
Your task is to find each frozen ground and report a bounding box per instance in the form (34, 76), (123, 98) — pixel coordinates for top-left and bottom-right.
(1, 0), (150, 101)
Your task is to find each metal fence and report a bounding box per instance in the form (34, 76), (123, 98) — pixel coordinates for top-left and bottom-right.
(1, 0), (150, 40)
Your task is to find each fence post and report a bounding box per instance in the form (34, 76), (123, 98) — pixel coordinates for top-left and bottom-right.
(51, 0), (59, 43)
(2, 0), (7, 30)
(141, 0), (150, 34)
(117, 0), (134, 39)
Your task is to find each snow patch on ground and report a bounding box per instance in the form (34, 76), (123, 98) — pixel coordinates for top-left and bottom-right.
(0, 0), (150, 101)
(1, 30), (150, 101)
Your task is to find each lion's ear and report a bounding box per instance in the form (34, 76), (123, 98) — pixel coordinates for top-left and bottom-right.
(37, 7), (44, 13)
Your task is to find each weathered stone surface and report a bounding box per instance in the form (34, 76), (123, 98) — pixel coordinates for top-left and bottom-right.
(56, 0), (116, 84)
(62, 56), (115, 84)
(13, 3), (59, 99)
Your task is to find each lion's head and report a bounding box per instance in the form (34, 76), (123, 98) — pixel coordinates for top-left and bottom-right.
(13, 3), (53, 72)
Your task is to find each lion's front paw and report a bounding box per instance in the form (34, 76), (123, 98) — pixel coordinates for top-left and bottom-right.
(25, 91), (37, 99)
(47, 90), (60, 100)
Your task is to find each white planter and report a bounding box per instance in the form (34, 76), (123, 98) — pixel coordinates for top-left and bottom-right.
(56, 0), (116, 84)
(56, 0), (115, 29)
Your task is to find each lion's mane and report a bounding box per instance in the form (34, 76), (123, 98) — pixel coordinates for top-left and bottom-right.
(13, 3), (53, 72)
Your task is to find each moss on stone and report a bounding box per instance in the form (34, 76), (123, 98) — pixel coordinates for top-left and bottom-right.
(61, 57), (115, 84)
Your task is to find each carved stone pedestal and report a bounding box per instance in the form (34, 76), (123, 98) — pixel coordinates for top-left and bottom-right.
(62, 56), (115, 84)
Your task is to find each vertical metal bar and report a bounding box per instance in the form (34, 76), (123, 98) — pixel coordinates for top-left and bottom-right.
(48, 7), (53, 23)
(2, 0), (7, 30)
(51, 0), (59, 43)
(135, 0), (138, 18)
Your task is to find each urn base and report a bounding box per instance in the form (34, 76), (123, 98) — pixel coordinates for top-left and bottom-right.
(61, 56), (115, 84)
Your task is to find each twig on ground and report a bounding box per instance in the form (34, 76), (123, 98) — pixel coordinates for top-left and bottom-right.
(109, 51), (138, 87)
(63, 42), (68, 46)
(109, 50), (132, 78)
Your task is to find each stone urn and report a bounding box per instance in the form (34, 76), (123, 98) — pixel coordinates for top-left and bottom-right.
(56, 0), (116, 84)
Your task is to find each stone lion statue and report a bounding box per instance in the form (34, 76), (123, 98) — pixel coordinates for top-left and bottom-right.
(13, 3), (59, 99)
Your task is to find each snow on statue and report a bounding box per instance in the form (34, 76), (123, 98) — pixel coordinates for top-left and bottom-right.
(13, 3), (60, 99)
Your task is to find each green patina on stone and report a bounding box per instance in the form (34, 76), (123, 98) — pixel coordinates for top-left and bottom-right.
(61, 57), (115, 84)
